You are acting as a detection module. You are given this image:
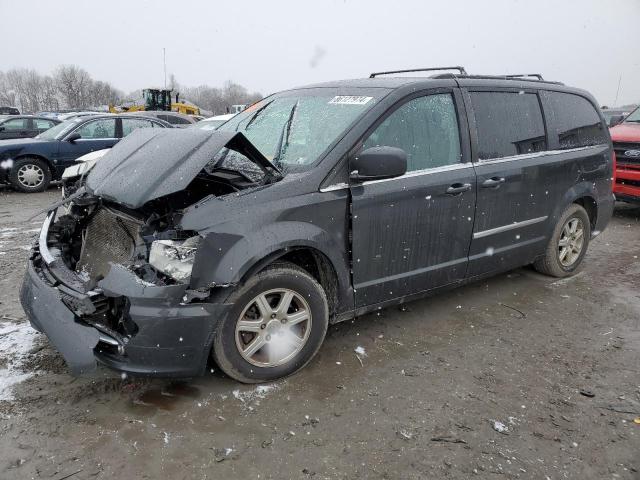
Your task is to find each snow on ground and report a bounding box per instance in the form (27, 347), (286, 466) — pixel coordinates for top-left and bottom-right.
(0, 320), (38, 401)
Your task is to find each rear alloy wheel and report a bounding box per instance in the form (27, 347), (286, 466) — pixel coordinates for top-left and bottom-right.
(534, 204), (591, 277)
(9, 157), (51, 192)
(213, 262), (328, 383)
(558, 217), (585, 267)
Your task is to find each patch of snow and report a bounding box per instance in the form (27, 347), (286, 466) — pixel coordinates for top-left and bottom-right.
(354, 346), (366, 356)
(0, 321), (38, 401)
(231, 384), (278, 404)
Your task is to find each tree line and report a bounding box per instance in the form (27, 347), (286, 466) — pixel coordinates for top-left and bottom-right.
(0, 65), (262, 115)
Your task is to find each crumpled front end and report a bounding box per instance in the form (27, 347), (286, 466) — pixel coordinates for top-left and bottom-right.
(20, 201), (230, 377)
(19, 129), (281, 376)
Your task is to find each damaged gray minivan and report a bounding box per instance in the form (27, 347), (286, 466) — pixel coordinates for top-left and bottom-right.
(20, 68), (614, 382)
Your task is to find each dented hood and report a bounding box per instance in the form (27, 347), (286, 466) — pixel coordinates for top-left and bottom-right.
(86, 128), (279, 208)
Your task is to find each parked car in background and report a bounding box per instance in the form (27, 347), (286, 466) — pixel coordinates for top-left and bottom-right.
(57, 111), (104, 121)
(125, 110), (197, 127)
(610, 105), (640, 203)
(0, 115), (61, 140)
(0, 114), (171, 192)
(0, 106), (20, 115)
(601, 108), (631, 127)
(20, 69), (613, 380)
(192, 113), (236, 131)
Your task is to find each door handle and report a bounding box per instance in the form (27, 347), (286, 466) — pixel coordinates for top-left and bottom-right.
(481, 177), (506, 188)
(445, 183), (472, 195)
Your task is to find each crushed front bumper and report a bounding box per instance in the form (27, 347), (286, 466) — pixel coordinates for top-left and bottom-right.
(20, 210), (230, 377)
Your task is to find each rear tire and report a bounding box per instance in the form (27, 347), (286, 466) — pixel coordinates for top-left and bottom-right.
(534, 204), (591, 278)
(212, 262), (329, 383)
(9, 157), (51, 193)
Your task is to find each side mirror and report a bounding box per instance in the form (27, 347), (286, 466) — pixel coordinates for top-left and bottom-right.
(0, 126), (4, 132)
(66, 132), (82, 142)
(350, 146), (407, 182)
(609, 115), (624, 127)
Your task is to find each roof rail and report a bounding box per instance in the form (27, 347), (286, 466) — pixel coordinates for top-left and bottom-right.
(369, 66), (467, 78)
(504, 74), (544, 80)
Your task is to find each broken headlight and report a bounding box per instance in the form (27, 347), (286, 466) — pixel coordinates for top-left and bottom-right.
(148, 236), (201, 282)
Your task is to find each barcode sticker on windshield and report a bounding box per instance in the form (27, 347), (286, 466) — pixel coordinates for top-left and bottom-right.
(329, 96), (373, 105)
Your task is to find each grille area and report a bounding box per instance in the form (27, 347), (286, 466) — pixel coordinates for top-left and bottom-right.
(76, 208), (141, 282)
(613, 142), (640, 166)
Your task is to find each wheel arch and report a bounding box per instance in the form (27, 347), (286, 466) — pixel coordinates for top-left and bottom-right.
(549, 182), (599, 234)
(241, 246), (342, 320)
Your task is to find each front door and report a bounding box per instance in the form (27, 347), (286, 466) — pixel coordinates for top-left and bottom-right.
(0, 117), (30, 139)
(350, 91), (476, 308)
(56, 118), (119, 169)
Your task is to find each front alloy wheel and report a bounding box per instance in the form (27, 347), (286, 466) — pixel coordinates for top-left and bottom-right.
(235, 289), (312, 367)
(212, 262), (329, 383)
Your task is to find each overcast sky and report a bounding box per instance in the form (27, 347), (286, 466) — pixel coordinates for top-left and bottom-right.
(2, 0), (639, 106)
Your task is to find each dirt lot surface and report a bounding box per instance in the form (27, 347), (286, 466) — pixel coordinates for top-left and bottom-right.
(0, 187), (638, 480)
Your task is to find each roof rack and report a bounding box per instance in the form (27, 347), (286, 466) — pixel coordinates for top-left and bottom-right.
(430, 73), (563, 85)
(369, 66), (467, 78)
(504, 74), (544, 80)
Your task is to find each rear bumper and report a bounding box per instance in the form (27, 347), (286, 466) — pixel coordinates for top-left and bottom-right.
(20, 210), (231, 377)
(594, 193), (615, 235)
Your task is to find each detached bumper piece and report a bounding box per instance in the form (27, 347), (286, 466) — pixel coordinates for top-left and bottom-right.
(19, 210), (230, 377)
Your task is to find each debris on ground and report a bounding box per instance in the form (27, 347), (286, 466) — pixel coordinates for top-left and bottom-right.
(491, 420), (509, 434)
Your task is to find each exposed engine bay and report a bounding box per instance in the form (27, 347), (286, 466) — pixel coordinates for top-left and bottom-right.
(50, 165), (264, 289)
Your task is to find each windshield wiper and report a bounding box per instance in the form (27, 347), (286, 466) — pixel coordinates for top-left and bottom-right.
(272, 101), (299, 169)
(238, 100), (274, 132)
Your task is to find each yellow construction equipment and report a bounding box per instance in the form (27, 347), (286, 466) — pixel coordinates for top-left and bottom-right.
(109, 88), (200, 116)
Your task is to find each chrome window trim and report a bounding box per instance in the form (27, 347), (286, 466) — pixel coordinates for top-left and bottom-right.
(476, 144), (606, 166)
(361, 162), (473, 186)
(319, 183), (349, 193)
(473, 215), (548, 239)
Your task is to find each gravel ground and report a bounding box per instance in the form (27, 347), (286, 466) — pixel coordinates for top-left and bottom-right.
(0, 187), (638, 480)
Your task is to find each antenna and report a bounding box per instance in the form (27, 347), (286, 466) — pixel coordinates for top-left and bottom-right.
(614, 75), (622, 106)
(163, 48), (167, 89)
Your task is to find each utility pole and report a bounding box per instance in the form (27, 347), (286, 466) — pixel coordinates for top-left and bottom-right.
(614, 74), (622, 107)
(163, 48), (167, 89)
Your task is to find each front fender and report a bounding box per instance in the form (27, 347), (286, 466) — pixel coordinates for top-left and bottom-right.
(189, 220), (348, 289)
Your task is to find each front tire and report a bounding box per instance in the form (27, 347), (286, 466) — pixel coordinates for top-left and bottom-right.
(212, 262), (329, 383)
(534, 204), (591, 278)
(9, 157), (51, 193)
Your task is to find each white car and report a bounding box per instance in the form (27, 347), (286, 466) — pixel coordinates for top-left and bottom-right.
(61, 148), (110, 197)
(193, 113), (236, 131)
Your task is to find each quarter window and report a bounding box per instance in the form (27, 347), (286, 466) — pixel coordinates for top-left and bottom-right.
(470, 91), (547, 160)
(545, 92), (607, 149)
(35, 119), (55, 130)
(75, 119), (116, 139)
(363, 94), (462, 172)
(122, 118), (155, 136)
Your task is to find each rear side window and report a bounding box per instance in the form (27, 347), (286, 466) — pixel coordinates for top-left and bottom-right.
(362, 93), (462, 172)
(122, 118), (156, 136)
(470, 91), (547, 160)
(35, 119), (55, 129)
(164, 114), (191, 125)
(545, 92), (607, 149)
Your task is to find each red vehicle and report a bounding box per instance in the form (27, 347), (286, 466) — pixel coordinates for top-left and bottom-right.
(610, 106), (640, 202)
